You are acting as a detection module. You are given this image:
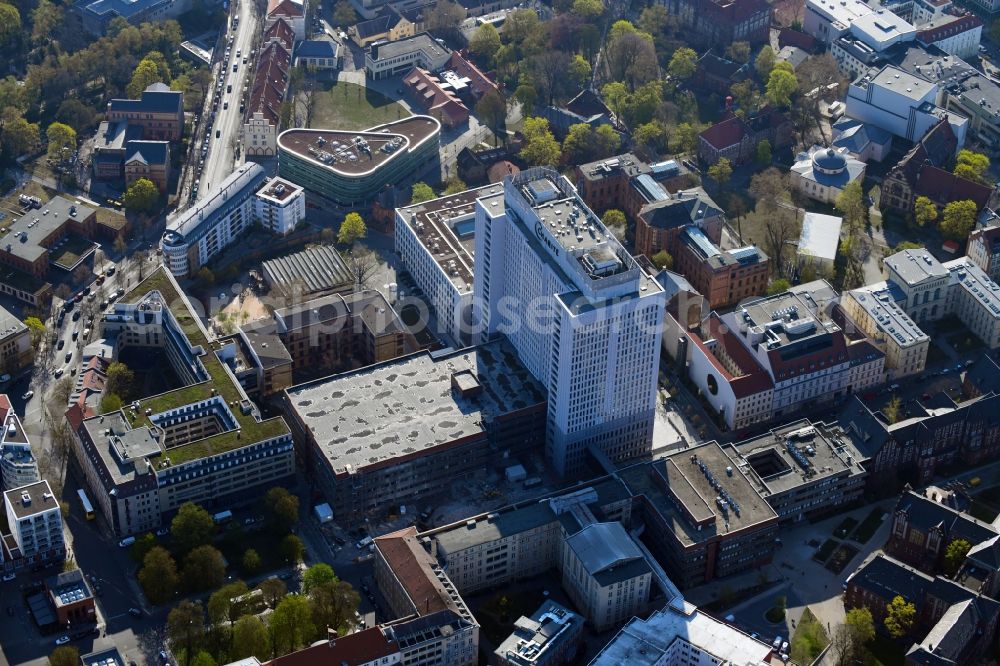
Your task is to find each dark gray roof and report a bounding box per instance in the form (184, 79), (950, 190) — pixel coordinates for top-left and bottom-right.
(108, 83), (182, 115)
(296, 39), (338, 58)
(895, 490), (998, 547)
(125, 140), (168, 166)
(261, 244), (352, 295)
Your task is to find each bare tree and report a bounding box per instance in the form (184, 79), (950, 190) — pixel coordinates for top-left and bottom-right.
(345, 248), (378, 290)
(530, 51), (574, 107)
(762, 208), (799, 277)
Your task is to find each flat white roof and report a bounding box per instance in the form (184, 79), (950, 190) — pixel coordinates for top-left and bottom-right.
(799, 212), (843, 262)
(808, 0), (872, 28)
(851, 10), (916, 50)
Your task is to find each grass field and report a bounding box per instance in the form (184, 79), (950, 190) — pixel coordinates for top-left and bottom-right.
(814, 538), (839, 563)
(790, 608), (828, 664)
(826, 543), (860, 574)
(852, 508), (885, 544)
(310, 81), (410, 131)
(833, 517), (858, 539)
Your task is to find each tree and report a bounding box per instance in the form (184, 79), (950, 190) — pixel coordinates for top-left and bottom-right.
(940, 199), (978, 241)
(595, 125), (620, 158)
(756, 140), (772, 165)
(302, 563), (337, 593)
(954, 149), (990, 184)
(832, 608), (875, 666)
(128, 58), (163, 98)
(243, 548), (262, 574)
(768, 278), (791, 295)
(520, 117), (561, 166)
(270, 595), (315, 655)
(130, 532), (158, 564)
(195, 267), (215, 289)
(410, 182), (434, 204)
(562, 123), (596, 163)
(884, 595), (916, 639)
(101, 393), (123, 413)
(46, 122), (76, 161)
(337, 212), (366, 245)
(750, 168), (788, 210)
(183, 545), (226, 592)
(139, 546), (180, 604)
(424, 0), (464, 42)
(1, 108), (39, 156)
(468, 23), (501, 65)
(726, 41), (751, 63)
(707, 158), (733, 188)
(756, 45), (775, 79)
(651, 250), (673, 270)
(263, 486), (300, 534)
(762, 208), (799, 276)
(332, 0), (357, 25)
(569, 55), (591, 88)
(914, 195), (938, 227)
(602, 209), (626, 238)
(24, 316), (44, 349)
(189, 653), (215, 666)
(0, 3), (21, 48)
(171, 502), (215, 554)
(56, 100), (95, 134)
(346, 248), (378, 288)
(604, 29), (658, 91)
(123, 178), (159, 214)
(281, 534), (305, 564)
(260, 578), (288, 608)
(766, 65), (798, 108)
(846, 607), (875, 645)
(309, 580), (360, 636)
(167, 600), (206, 666)
(883, 395), (902, 424)
(572, 0), (603, 18)
(634, 120), (666, 155)
(442, 176), (468, 195)
(49, 646), (79, 666)
(668, 47), (698, 81)
(475, 90), (507, 143)
(637, 5), (669, 46)
(105, 361), (134, 398)
(672, 123), (698, 154)
(835, 181), (866, 231)
(231, 616), (270, 660)
(895, 241), (925, 253)
(943, 539), (972, 576)
(207, 580), (248, 628)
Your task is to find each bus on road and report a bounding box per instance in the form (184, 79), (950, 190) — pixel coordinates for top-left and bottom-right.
(77, 488), (94, 520)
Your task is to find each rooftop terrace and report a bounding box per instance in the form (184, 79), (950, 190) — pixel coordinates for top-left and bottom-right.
(285, 339), (545, 475)
(277, 116), (440, 178)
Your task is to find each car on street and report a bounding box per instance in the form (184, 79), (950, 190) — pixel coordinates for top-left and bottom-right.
(57, 339), (64, 350)
(119, 536), (136, 548)
(54, 368), (64, 378)
(21, 391), (32, 400)
(156, 527), (169, 536)
(2, 572), (15, 582)
(129, 607), (143, 618)
(106, 266), (115, 276)
(55, 636), (70, 645)
(65, 351), (73, 363)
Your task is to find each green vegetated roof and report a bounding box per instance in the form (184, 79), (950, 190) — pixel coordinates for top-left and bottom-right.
(117, 268), (289, 465)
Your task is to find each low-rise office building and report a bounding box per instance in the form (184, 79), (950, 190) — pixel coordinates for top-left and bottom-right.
(66, 269), (294, 536)
(123, 141), (171, 193)
(916, 14), (983, 59)
(633, 188), (726, 258)
(76, 0), (190, 35)
(160, 164), (268, 277)
(46, 569), (96, 627)
(672, 226), (768, 309)
(0, 395), (38, 491)
(394, 183), (503, 345)
(494, 600), (583, 666)
(364, 33), (452, 80)
(283, 340), (546, 521)
(726, 420), (868, 523)
(3, 480), (64, 564)
(0, 308), (32, 376)
(277, 116), (441, 207)
(0, 196), (97, 279)
(253, 178), (305, 235)
(842, 282), (930, 378)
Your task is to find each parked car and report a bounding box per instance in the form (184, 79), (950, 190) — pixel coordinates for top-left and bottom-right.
(21, 391), (33, 400)
(54, 636), (70, 646)
(128, 607), (143, 618)
(54, 368), (64, 378)
(2, 572), (15, 582)
(0, 374), (9, 383)
(65, 351), (73, 363)
(119, 536), (135, 548)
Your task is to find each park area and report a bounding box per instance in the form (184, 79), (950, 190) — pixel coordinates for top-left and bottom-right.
(310, 81), (410, 131)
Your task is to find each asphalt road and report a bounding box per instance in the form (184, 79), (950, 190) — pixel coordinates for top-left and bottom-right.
(196, 0), (260, 201)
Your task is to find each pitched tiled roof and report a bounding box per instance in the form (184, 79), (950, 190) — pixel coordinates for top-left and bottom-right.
(373, 526), (458, 617)
(108, 83), (183, 116)
(247, 42), (291, 124)
(915, 165), (993, 210)
(352, 8), (404, 39)
(697, 52), (749, 80)
(895, 489), (998, 546)
(267, 0), (303, 17)
(564, 88), (612, 118)
(124, 140), (168, 166)
(447, 51), (498, 98)
(896, 119), (958, 185)
(263, 17), (295, 50)
(699, 116), (746, 150)
(402, 67), (469, 123)
(266, 628), (399, 666)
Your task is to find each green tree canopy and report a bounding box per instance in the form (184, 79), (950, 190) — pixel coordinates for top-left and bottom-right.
(756, 140), (772, 165)
(756, 45), (775, 79)
(883, 395), (902, 424)
(0, 3), (21, 48)
(707, 158), (733, 187)
(105, 361), (134, 398)
(766, 65), (798, 108)
(726, 41), (751, 63)
(410, 182), (435, 204)
(836, 180), (866, 231)
(302, 563), (337, 593)
(954, 149), (991, 184)
(519, 117), (561, 166)
(337, 212), (366, 245)
(23, 316), (44, 348)
(46, 122), (76, 161)
(914, 195), (938, 227)
(1, 108), (40, 156)
(171, 502), (214, 554)
(139, 546), (179, 604)
(49, 646), (79, 666)
(167, 600), (206, 665)
(651, 250), (673, 270)
(231, 615), (271, 660)
(281, 534), (305, 564)
(668, 47), (698, 81)
(944, 539), (972, 576)
(308, 580), (360, 636)
(183, 544), (226, 592)
(123, 177), (159, 214)
(207, 580), (248, 627)
(940, 199), (978, 240)
(127, 58), (163, 99)
(270, 595), (315, 655)
(768, 278), (791, 295)
(100, 393), (123, 413)
(442, 176), (468, 195)
(468, 23), (501, 65)
(332, 0), (357, 25)
(572, 0), (603, 18)
(242, 548), (262, 574)
(602, 209), (626, 237)
(263, 486), (299, 534)
(884, 595), (916, 638)
(672, 123), (698, 154)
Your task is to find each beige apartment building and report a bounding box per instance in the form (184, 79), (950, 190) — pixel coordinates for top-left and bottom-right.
(842, 285), (930, 379)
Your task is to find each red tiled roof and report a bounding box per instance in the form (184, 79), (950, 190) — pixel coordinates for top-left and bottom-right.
(699, 116), (746, 150)
(487, 160), (519, 183)
(447, 51), (499, 98)
(264, 17), (295, 51)
(374, 526), (453, 616)
(402, 67), (469, 124)
(916, 165), (993, 210)
(917, 14), (983, 44)
(265, 628), (398, 666)
(247, 42), (291, 124)
(267, 0), (303, 17)
(689, 315), (772, 398)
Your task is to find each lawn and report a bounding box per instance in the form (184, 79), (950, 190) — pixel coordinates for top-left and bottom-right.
(310, 81), (410, 131)
(867, 635), (906, 666)
(814, 538), (840, 563)
(790, 608), (828, 664)
(851, 508), (885, 544)
(833, 517), (858, 540)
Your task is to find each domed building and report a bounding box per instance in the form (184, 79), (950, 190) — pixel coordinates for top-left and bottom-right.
(790, 145), (866, 204)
